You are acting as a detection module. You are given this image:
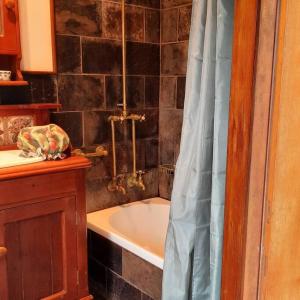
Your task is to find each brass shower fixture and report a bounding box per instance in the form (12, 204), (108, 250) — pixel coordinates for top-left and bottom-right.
(108, 0), (146, 194)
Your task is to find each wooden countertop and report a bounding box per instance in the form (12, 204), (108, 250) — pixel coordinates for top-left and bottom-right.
(0, 156), (91, 181)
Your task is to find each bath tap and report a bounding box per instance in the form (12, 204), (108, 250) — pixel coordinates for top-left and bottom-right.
(116, 183), (126, 195)
(108, 175), (127, 195)
(137, 170), (146, 191)
(127, 170), (146, 191)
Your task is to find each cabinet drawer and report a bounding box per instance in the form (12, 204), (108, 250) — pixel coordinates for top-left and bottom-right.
(0, 170), (81, 209)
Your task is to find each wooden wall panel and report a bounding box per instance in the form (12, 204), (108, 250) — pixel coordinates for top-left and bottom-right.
(242, 0), (279, 298)
(221, 1), (260, 298)
(260, 0), (300, 297)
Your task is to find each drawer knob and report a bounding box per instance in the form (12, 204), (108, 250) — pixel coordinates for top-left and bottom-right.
(0, 247), (7, 258)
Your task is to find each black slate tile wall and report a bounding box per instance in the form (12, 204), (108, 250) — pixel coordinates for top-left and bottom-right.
(55, 0), (102, 36)
(159, 0), (192, 199)
(56, 35), (81, 73)
(88, 230), (162, 300)
(53, 0), (160, 211)
(0, 0), (160, 212)
(0, 74), (57, 104)
(161, 0), (191, 8)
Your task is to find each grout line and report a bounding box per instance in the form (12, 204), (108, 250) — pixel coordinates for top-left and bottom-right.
(160, 75), (186, 78)
(160, 40), (189, 45)
(159, 1), (162, 167)
(80, 35), (83, 73)
(161, 3), (192, 10)
(109, 268), (140, 292)
(143, 7), (146, 43)
(104, 0), (160, 11)
(57, 73), (160, 77)
(81, 111), (85, 147)
(58, 108), (159, 113)
(177, 7), (180, 42)
(143, 76), (146, 108)
(56, 33), (160, 45)
(103, 75), (107, 110)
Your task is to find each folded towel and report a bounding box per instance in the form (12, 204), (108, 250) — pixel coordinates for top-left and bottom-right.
(17, 124), (70, 160)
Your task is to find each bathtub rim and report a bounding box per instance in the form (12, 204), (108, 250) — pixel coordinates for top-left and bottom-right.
(87, 197), (170, 269)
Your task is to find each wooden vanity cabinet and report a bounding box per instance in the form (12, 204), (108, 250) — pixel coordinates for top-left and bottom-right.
(0, 157), (92, 300)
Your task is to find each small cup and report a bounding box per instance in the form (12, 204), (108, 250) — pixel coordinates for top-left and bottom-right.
(0, 71), (12, 81)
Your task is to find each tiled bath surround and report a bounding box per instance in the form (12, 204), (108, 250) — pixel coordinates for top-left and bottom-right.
(0, 0), (160, 212)
(53, 0), (160, 212)
(159, 0), (192, 199)
(88, 230), (163, 300)
(0, 4), (157, 211)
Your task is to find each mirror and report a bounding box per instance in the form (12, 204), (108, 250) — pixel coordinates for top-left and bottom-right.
(18, 0), (56, 73)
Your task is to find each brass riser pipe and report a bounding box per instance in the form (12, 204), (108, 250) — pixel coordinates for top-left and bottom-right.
(111, 120), (117, 179)
(122, 0), (127, 116)
(107, 0), (146, 193)
(108, 114), (145, 181)
(132, 119), (137, 177)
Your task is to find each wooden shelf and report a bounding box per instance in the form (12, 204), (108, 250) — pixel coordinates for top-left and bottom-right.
(0, 80), (28, 86)
(0, 103), (61, 110)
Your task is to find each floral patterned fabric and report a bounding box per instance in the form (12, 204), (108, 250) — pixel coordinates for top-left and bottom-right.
(17, 124), (70, 160)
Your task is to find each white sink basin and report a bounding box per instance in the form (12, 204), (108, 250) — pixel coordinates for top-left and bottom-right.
(0, 150), (44, 169)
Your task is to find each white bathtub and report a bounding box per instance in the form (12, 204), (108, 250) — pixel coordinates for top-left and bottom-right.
(87, 197), (170, 269)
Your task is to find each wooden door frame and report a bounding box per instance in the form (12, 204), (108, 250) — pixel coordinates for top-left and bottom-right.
(221, 0), (280, 298)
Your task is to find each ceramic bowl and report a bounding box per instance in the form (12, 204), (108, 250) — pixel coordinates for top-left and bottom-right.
(0, 70), (11, 81)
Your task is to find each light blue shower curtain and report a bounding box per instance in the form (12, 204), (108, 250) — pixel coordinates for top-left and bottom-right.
(162, 1), (234, 299)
